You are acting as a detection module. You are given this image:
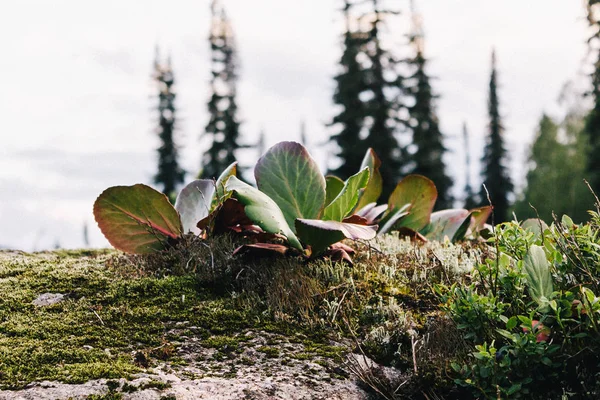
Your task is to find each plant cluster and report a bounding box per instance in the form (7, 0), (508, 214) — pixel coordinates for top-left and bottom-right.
(438, 209), (600, 398)
(94, 141), (490, 263)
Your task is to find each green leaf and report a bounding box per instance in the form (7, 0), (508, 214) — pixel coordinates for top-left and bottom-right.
(323, 168), (370, 221)
(325, 175), (345, 206)
(378, 204), (410, 235)
(386, 175), (437, 231)
(175, 180), (216, 235)
(255, 141), (326, 231)
(521, 218), (549, 239)
(497, 329), (515, 341)
(423, 209), (472, 242)
(212, 161), (237, 208)
(226, 176), (303, 250)
(506, 316), (518, 330)
(523, 245), (554, 309)
(355, 148), (383, 210)
(561, 214), (574, 228)
(507, 383), (522, 396)
(93, 184), (182, 254)
(295, 218), (377, 256)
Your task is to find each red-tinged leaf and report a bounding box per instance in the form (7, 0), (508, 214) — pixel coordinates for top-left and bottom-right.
(469, 206), (493, 233)
(355, 148), (383, 211)
(356, 203), (388, 224)
(396, 227), (427, 242)
(295, 218), (377, 256)
(233, 243), (290, 257)
(342, 215), (369, 225)
(255, 141), (326, 230)
(330, 241), (356, 254)
(197, 198), (254, 235)
(386, 175), (437, 231)
(326, 248), (354, 264)
(94, 184), (182, 254)
(248, 232), (287, 242)
(175, 179), (215, 235)
(423, 209), (472, 242)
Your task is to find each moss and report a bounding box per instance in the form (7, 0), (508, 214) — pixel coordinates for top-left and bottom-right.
(256, 346), (280, 358)
(85, 394), (123, 400)
(0, 235), (485, 395)
(0, 250), (284, 389)
(139, 379), (171, 390)
(201, 335), (246, 351)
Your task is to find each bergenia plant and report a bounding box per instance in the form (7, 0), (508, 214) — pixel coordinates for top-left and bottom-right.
(94, 141), (491, 261)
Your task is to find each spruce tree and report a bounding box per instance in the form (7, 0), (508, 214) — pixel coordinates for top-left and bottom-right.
(153, 49), (184, 202)
(201, 0), (242, 179)
(480, 50), (513, 222)
(328, 0), (368, 179)
(405, 10), (453, 209)
(585, 1), (600, 195)
(361, 0), (405, 198)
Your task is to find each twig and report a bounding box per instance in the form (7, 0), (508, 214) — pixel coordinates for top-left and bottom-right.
(482, 184), (499, 297)
(331, 290), (348, 323)
(90, 308), (105, 326)
(200, 242), (215, 274)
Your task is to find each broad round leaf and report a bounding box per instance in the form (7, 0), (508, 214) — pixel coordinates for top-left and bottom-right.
(323, 168), (370, 221)
(296, 218), (377, 256)
(175, 180), (216, 235)
(387, 175), (437, 231)
(226, 176), (303, 251)
(255, 141), (326, 231)
(521, 218), (549, 239)
(423, 209), (471, 242)
(94, 184), (182, 254)
(355, 148), (383, 210)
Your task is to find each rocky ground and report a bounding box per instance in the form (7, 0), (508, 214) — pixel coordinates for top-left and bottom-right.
(2, 329), (380, 399)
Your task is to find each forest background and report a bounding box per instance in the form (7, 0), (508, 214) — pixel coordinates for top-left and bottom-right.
(1, 0), (598, 251)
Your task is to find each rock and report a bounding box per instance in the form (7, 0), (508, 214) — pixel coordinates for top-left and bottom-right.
(31, 293), (65, 307)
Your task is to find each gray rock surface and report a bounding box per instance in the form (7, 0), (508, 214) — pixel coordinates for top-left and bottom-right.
(31, 293), (65, 307)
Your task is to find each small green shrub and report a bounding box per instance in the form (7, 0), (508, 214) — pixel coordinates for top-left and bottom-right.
(438, 211), (600, 398)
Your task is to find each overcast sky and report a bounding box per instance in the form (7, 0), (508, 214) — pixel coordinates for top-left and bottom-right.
(0, 0), (591, 251)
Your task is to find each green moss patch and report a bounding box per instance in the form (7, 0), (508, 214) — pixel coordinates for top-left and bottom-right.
(0, 250), (313, 389)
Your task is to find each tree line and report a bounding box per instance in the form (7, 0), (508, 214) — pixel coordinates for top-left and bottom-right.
(151, 0), (600, 224)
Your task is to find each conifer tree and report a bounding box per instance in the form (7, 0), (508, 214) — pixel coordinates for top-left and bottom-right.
(361, 0), (406, 198)
(515, 112), (593, 222)
(480, 50), (513, 222)
(153, 49), (184, 202)
(585, 1), (600, 195)
(405, 7), (453, 209)
(328, 0), (368, 179)
(201, 0), (242, 179)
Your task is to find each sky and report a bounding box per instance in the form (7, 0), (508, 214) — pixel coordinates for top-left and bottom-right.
(0, 0), (591, 251)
